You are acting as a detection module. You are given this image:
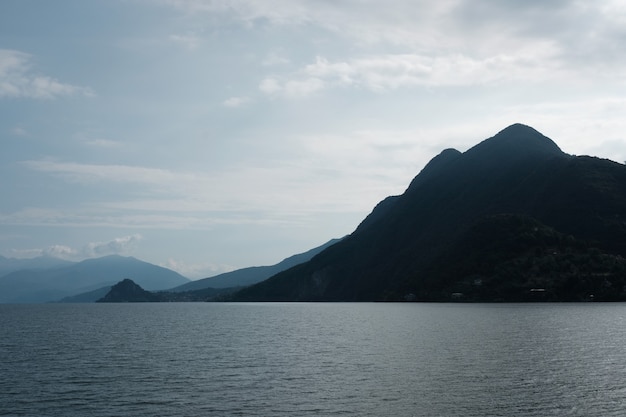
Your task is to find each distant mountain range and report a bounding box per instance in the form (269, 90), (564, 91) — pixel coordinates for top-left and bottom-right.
(0, 255), (74, 278)
(0, 255), (190, 303)
(231, 124), (626, 302)
(1, 238), (343, 303)
(66, 238), (342, 302)
(170, 238), (342, 291)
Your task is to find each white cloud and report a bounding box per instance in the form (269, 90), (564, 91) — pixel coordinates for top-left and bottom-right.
(169, 33), (201, 50)
(0, 49), (93, 99)
(84, 138), (123, 148)
(45, 245), (78, 258)
(166, 1), (626, 82)
(259, 76), (325, 98)
(258, 77), (282, 95)
(164, 0), (312, 25)
(7, 235), (142, 261)
(223, 96), (251, 107)
(22, 160), (181, 185)
(282, 77), (325, 97)
(83, 234), (143, 257)
(259, 47), (569, 98)
(8, 245), (77, 259)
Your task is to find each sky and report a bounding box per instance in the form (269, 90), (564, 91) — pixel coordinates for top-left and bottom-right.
(1, 0), (626, 279)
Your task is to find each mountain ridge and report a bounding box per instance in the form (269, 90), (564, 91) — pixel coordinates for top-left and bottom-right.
(0, 255), (75, 278)
(170, 238), (341, 291)
(0, 255), (189, 303)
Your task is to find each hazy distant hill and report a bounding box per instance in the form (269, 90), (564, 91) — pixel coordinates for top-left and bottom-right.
(169, 238), (342, 291)
(0, 255), (190, 303)
(232, 124), (626, 302)
(0, 255), (74, 278)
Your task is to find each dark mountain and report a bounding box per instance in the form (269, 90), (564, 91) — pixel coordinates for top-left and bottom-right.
(97, 279), (161, 302)
(423, 213), (626, 301)
(170, 238), (342, 291)
(0, 255), (74, 278)
(232, 124), (626, 302)
(0, 255), (190, 303)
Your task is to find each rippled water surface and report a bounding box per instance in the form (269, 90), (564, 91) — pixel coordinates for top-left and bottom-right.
(2, 302), (626, 416)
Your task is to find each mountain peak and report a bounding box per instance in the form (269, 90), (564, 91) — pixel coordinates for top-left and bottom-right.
(464, 123), (567, 164)
(497, 123), (540, 135)
(469, 123), (565, 159)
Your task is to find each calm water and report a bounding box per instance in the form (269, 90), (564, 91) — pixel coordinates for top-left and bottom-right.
(1, 302), (626, 416)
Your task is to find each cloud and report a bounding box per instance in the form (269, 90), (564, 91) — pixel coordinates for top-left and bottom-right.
(83, 234), (143, 257)
(7, 235), (143, 261)
(45, 245), (78, 258)
(260, 50), (564, 97)
(223, 96), (251, 107)
(259, 75), (325, 98)
(258, 78), (281, 95)
(167, 1), (626, 83)
(164, 0), (313, 25)
(0, 205), (301, 230)
(22, 160), (180, 185)
(0, 49), (93, 99)
(169, 33), (201, 50)
(83, 138), (123, 148)
(8, 245), (77, 259)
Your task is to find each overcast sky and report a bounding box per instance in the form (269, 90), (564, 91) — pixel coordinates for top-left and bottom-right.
(1, 0), (625, 278)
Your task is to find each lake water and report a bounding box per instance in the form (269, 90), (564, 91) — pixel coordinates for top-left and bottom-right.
(1, 302), (626, 416)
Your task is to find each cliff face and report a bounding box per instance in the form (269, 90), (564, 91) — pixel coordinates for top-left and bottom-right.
(232, 124), (626, 302)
